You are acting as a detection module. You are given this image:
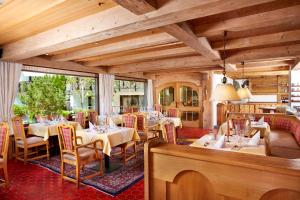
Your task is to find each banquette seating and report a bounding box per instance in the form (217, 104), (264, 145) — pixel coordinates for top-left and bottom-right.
(230, 113), (300, 159)
(263, 115), (300, 159)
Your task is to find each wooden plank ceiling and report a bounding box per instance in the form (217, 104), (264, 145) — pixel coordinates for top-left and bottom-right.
(0, 0), (300, 78)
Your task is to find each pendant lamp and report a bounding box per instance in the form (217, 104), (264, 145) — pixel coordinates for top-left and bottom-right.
(210, 31), (241, 102)
(237, 62), (253, 100)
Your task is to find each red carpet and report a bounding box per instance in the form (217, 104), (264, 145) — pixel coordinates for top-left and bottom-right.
(177, 127), (209, 139)
(0, 161), (144, 200)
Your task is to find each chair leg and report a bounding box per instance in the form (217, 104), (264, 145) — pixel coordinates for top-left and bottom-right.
(61, 161), (64, 181)
(15, 146), (19, 161)
(123, 147), (126, 166)
(46, 142), (50, 160)
(133, 143), (137, 159)
(76, 164), (80, 188)
(3, 165), (9, 186)
(24, 147), (28, 164)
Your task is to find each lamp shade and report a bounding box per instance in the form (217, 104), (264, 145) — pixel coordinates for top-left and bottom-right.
(237, 87), (253, 99)
(210, 83), (241, 101)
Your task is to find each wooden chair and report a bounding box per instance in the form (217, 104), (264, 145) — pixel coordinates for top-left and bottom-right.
(57, 124), (103, 188)
(88, 110), (98, 125)
(226, 115), (251, 142)
(154, 104), (162, 112)
(0, 122), (10, 187)
(12, 116), (49, 163)
(136, 113), (158, 143)
(167, 108), (178, 117)
(75, 112), (86, 128)
(117, 114), (137, 165)
(162, 121), (177, 144)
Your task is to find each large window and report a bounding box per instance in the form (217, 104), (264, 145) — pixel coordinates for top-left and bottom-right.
(14, 71), (97, 119)
(112, 79), (145, 113)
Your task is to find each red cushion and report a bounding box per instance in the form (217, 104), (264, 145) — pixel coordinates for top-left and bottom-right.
(123, 115), (135, 128)
(292, 123), (300, 146)
(0, 126), (7, 156)
(164, 123), (175, 144)
(136, 114), (144, 131)
(61, 127), (73, 150)
(274, 118), (291, 130)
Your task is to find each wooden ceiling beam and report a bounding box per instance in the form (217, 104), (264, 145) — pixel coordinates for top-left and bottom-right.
(108, 56), (217, 73)
(18, 56), (107, 74)
(51, 32), (177, 61)
(2, 0), (276, 61)
(227, 43), (300, 63)
(213, 29), (300, 50)
(227, 70), (289, 78)
(162, 22), (221, 60)
(113, 0), (157, 15)
(144, 66), (223, 75)
(85, 46), (196, 66)
(114, 0), (220, 60)
(194, 5), (300, 38)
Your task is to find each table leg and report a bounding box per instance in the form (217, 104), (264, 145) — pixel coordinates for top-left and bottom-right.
(104, 154), (110, 170)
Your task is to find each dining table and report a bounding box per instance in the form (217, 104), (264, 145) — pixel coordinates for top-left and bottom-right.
(27, 120), (82, 141)
(218, 121), (270, 138)
(76, 126), (140, 169)
(190, 134), (267, 156)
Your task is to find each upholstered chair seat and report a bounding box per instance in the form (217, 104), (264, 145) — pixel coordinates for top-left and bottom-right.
(16, 136), (45, 146)
(63, 148), (102, 161)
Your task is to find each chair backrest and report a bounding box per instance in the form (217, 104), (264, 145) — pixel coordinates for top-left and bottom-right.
(227, 115), (251, 135)
(122, 114), (137, 129)
(57, 124), (76, 153)
(0, 122), (10, 159)
(154, 104), (162, 112)
(75, 112), (85, 128)
(162, 122), (177, 144)
(167, 108), (178, 117)
(136, 113), (146, 131)
(88, 110), (98, 125)
(11, 116), (26, 141)
(123, 107), (133, 114)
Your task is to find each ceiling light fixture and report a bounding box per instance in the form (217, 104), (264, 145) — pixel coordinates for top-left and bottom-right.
(210, 31), (241, 102)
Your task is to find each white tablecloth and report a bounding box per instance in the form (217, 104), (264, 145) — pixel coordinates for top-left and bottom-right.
(28, 121), (82, 141)
(76, 127), (139, 156)
(190, 134), (266, 156)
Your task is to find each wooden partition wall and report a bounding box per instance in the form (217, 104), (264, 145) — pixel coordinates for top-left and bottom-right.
(144, 139), (300, 200)
(217, 103), (286, 126)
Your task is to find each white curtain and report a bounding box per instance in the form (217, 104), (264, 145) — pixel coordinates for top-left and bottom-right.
(0, 61), (22, 126)
(147, 79), (153, 110)
(98, 74), (115, 116)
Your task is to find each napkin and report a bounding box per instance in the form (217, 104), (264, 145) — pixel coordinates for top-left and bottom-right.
(246, 131), (260, 147)
(109, 117), (116, 128)
(213, 135), (225, 149)
(258, 116), (264, 125)
(89, 121), (98, 133)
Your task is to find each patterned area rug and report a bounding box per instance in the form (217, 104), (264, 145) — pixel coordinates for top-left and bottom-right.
(31, 149), (144, 196)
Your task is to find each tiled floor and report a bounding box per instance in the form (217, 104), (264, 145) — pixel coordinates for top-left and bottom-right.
(0, 161), (144, 200)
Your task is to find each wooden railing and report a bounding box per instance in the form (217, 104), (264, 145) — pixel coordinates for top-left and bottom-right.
(144, 138), (300, 200)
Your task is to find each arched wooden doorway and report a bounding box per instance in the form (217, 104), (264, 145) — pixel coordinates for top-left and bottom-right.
(155, 82), (202, 127)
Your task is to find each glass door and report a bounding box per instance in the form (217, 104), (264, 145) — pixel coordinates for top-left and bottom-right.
(156, 82), (202, 127)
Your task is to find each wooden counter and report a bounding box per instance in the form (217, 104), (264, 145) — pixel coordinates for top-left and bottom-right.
(144, 138), (300, 200)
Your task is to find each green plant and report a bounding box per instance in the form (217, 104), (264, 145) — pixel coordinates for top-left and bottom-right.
(66, 76), (95, 109)
(19, 75), (67, 116)
(13, 104), (28, 116)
